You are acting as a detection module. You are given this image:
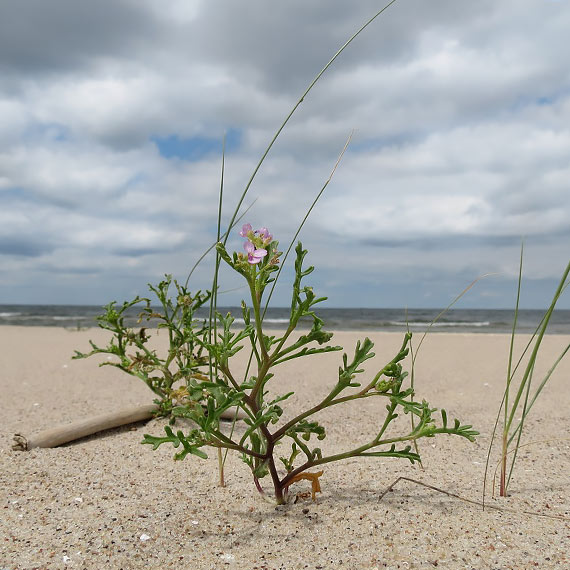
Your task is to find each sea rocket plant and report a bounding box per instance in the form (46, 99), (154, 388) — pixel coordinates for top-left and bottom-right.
(76, 223), (478, 504)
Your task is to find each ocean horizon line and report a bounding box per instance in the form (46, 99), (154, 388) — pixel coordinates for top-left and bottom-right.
(0, 302), (563, 311)
(1, 304), (568, 335)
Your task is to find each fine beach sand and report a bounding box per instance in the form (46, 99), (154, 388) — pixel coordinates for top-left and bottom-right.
(1, 326), (569, 569)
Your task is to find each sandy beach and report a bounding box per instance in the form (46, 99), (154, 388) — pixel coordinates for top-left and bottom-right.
(1, 326), (569, 569)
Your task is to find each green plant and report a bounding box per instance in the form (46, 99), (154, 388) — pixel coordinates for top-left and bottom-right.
(78, 225), (476, 504)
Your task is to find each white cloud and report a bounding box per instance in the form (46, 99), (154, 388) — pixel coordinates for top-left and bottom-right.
(0, 0), (568, 308)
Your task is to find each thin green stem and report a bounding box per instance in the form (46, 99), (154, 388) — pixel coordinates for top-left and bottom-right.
(376, 401), (398, 442)
(506, 359), (534, 490)
(268, 323), (296, 362)
(500, 243), (524, 495)
(208, 439), (265, 460)
(273, 389), (392, 443)
(505, 245), (524, 425)
(281, 432), (424, 490)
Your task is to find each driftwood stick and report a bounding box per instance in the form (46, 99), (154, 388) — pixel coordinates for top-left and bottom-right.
(12, 403), (246, 451)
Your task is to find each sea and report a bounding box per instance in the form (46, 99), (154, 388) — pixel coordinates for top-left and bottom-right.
(0, 305), (569, 334)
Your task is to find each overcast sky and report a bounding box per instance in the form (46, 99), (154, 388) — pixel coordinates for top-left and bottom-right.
(1, 0), (569, 309)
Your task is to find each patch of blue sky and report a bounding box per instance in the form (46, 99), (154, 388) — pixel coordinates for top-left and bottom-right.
(0, 187), (34, 203)
(509, 93), (561, 112)
(25, 122), (70, 142)
(152, 128), (242, 161)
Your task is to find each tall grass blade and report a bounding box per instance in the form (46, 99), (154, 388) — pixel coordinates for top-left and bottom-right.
(500, 243), (524, 495)
(504, 260), (570, 431)
(210, 135), (226, 486)
(261, 132), (354, 317)
(222, 0), (399, 243)
(484, 253), (570, 501)
(503, 258), (570, 491)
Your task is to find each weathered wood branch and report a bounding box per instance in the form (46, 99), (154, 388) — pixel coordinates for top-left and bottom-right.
(12, 403), (246, 451)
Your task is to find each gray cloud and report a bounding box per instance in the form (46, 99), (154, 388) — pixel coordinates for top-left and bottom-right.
(0, 0), (568, 308)
(0, 237), (53, 257)
(190, 0), (495, 94)
(0, 0), (160, 76)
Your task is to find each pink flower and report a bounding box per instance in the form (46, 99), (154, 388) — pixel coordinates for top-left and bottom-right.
(244, 241), (267, 264)
(237, 223), (274, 265)
(239, 223), (252, 238)
(258, 227), (272, 243)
